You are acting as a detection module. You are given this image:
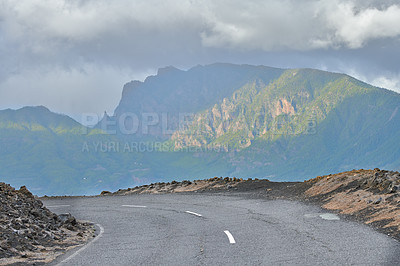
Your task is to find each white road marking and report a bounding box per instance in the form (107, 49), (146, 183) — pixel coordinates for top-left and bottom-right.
(319, 213), (340, 220)
(304, 213), (320, 218)
(121, 205), (147, 208)
(185, 210), (202, 217)
(224, 230), (236, 244)
(46, 205), (71, 208)
(57, 223), (104, 265)
(305, 213), (340, 221)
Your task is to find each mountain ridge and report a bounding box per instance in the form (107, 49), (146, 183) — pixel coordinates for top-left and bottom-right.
(0, 106), (85, 134)
(168, 68), (384, 151)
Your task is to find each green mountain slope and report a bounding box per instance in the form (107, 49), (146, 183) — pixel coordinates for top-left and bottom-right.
(167, 68), (400, 179)
(169, 69), (377, 150)
(0, 106), (84, 134)
(221, 90), (400, 180)
(0, 107), (146, 195)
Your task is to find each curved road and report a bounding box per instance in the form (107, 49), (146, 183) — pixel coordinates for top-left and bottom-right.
(43, 193), (400, 265)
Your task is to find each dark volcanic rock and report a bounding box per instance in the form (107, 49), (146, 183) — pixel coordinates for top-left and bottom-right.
(0, 182), (91, 262)
(363, 170), (400, 193)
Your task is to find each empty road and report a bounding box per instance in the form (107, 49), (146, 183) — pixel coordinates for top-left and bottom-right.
(43, 193), (400, 265)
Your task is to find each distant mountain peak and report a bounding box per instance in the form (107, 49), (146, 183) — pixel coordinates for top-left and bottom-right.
(111, 63), (285, 138)
(0, 105), (84, 133)
(20, 105), (51, 112)
(157, 65), (181, 75)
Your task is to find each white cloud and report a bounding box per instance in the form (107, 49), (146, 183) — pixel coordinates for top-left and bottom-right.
(370, 76), (400, 93)
(343, 68), (400, 93)
(323, 2), (400, 48)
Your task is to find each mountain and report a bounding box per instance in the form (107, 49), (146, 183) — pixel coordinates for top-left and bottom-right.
(169, 68), (353, 150)
(111, 64), (400, 180)
(167, 68), (400, 179)
(0, 106), (83, 134)
(1, 64), (400, 195)
(97, 63), (283, 139)
(0, 107), (145, 195)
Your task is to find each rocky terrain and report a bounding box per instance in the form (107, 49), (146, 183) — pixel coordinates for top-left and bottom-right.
(304, 169), (400, 240)
(0, 183), (93, 265)
(101, 177), (248, 195)
(104, 169), (400, 240)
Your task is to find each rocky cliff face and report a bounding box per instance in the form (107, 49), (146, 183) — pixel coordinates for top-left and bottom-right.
(274, 98), (296, 117)
(97, 63), (283, 139)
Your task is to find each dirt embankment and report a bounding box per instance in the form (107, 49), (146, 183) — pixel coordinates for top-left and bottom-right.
(101, 177), (248, 195)
(0, 183), (93, 265)
(304, 169), (400, 239)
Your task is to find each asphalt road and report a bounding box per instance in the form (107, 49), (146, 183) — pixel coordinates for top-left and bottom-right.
(43, 193), (400, 265)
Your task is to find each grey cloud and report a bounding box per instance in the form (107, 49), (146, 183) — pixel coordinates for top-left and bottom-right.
(2, 0), (400, 58)
(199, 0), (400, 50)
(0, 0), (399, 117)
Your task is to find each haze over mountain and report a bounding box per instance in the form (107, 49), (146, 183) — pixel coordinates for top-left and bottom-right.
(1, 64), (400, 195)
(0, 106), (144, 195)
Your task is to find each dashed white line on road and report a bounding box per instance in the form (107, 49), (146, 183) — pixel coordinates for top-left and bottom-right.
(121, 205), (147, 208)
(185, 210), (203, 217)
(224, 230), (236, 244)
(46, 205), (71, 208)
(57, 223), (104, 265)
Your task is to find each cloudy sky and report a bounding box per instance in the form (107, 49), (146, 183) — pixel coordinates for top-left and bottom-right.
(0, 0), (399, 123)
